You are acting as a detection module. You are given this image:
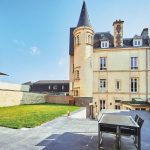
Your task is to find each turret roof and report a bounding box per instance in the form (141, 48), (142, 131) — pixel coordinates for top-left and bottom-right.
(77, 1), (91, 27)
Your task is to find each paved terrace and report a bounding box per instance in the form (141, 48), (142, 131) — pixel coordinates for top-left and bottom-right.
(0, 110), (150, 150)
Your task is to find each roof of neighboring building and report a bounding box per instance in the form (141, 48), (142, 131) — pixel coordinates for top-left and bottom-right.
(0, 72), (8, 76)
(94, 32), (114, 48)
(77, 1), (91, 27)
(22, 81), (32, 85)
(33, 80), (69, 85)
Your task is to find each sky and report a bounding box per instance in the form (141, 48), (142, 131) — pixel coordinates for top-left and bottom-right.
(0, 0), (150, 84)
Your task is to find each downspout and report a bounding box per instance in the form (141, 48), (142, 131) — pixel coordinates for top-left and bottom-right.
(146, 48), (149, 102)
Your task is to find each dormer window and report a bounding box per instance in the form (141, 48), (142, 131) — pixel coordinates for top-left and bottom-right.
(101, 41), (109, 48)
(133, 39), (142, 47)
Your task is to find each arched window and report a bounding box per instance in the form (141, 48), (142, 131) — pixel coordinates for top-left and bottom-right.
(77, 35), (80, 45)
(88, 35), (91, 44)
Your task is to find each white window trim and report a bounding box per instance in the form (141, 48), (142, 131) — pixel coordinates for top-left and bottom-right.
(100, 79), (107, 92)
(131, 78), (138, 93)
(101, 41), (109, 48)
(131, 57), (138, 69)
(133, 39), (142, 47)
(100, 57), (107, 70)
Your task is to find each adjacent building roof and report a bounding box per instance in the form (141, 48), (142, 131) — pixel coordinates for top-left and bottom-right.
(0, 72), (8, 76)
(77, 1), (91, 27)
(33, 80), (69, 85)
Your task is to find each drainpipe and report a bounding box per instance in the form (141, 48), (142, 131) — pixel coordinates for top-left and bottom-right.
(146, 48), (149, 102)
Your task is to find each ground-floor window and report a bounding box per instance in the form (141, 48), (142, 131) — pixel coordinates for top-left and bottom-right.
(74, 90), (79, 96)
(115, 105), (120, 110)
(100, 100), (105, 110)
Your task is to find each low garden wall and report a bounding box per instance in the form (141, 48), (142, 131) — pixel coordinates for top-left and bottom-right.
(45, 95), (74, 105)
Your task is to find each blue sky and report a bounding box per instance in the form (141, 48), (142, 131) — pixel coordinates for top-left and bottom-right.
(0, 0), (150, 83)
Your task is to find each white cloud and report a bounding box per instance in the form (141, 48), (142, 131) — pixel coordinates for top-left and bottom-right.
(13, 40), (25, 46)
(30, 46), (40, 55)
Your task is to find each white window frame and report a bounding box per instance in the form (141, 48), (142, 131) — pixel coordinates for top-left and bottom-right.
(101, 41), (109, 48)
(100, 79), (106, 92)
(133, 39), (142, 47)
(131, 78), (138, 93)
(100, 100), (106, 110)
(131, 57), (138, 70)
(100, 57), (107, 70)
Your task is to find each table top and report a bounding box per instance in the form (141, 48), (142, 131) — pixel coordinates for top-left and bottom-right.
(99, 114), (139, 128)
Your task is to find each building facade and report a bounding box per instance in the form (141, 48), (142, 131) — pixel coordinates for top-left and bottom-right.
(26, 80), (69, 95)
(69, 2), (150, 116)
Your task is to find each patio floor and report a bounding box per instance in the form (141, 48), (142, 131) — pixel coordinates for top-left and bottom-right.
(0, 109), (150, 150)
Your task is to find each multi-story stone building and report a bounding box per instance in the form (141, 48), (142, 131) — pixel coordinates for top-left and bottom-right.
(69, 2), (150, 116)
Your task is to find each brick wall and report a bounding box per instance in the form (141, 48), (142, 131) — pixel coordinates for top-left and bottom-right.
(46, 95), (74, 105)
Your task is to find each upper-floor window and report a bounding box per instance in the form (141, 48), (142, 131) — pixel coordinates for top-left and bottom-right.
(101, 41), (109, 48)
(75, 35), (80, 46)
(131, 57), (138, 70)
(100, 57), (107, 70)
(116, 81), (121, 90)
(100, 79), (106, 92)
(87, 34), (93, 45)
(131, 78), (138, 93)
(133, 39), (142, 47)
(75, 70), (80, 80)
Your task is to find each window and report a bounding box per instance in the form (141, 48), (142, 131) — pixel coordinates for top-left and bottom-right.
(48, 85), (51, 90)
(115, 105), (120, 110)
(77, 35), (80, 45)
(72, 64), (74, 73)
(100, 100), (105, 110)
(100, 57), (107, 70)
(131, 78), (138, 93)
(100, 79), (106, 92)
(75, 70), (80, 80)
(116, 81), (121, 90)
(74, 90), (79, 96)
(131, 57), (138, 69)
(101, 41), (109, 48)
(53, 85), (57, 90)
(75, 35), (80, 45)
(133, 39), (142, 47)
(62, 85), (64, 90)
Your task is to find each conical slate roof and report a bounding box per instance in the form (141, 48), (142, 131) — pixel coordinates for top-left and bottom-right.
(77, 1), (91, 27)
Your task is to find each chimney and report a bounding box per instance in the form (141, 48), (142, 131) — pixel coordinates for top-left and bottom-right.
(113, 19), (124, 47)
(141, 28), (148, 39)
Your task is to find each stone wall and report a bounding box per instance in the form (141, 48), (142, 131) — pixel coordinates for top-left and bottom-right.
(0, 82), (29, 92)
(0, 90), (46, 107)
(46, 95), (74, 105)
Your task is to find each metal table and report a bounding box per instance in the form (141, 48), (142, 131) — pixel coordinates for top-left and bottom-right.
(98, 114), (140, 150)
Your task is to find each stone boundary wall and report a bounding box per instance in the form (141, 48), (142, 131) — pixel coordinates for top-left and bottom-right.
(0, 90), (46, 107)
(45, 95), (74, 105)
